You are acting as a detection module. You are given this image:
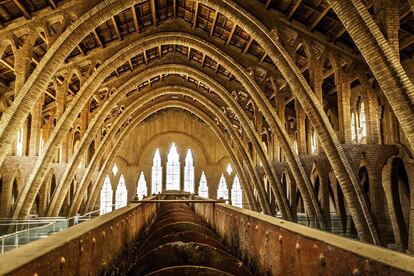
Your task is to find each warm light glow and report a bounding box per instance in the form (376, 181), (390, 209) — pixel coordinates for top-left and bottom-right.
(226, 163), (233, 175)
(100, 176), (113, 215)
(231, 175), (243, 208)
(166, 143), (180, 190)
(112, 164), (119, 176)
(198, 171), (209, 198)
(137, 171), (147, 200)
(217, 174), (229, 200)
(115, 175), (127, 209)
(151, 148), (162, 194)
(184, 149), (195, 193)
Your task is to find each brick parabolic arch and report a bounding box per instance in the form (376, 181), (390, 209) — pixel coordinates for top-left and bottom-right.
(0, 0), (386, 242)
(77, 97), (261, 216)
(17, 33), (319, 223)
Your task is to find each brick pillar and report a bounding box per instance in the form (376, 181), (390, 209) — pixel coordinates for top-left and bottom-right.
(361, 77), (380, 144)
(275, 92), (285, 161)
(295, 100), (307, 155)
(14, 41), (33, 156)
(335, 66), (352, 143)
(80, 103), (89, 167)
(29, 99), (42, 156)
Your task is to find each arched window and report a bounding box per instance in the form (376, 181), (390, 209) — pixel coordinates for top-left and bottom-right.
(226, 164), (233, 175)
(39, 132), (44, 154)
(137, 171), (147, 200)
(358, 102), (367, 143)
(231, 175), (243, 208)
(16, 128), (23, 156)
(351, 112), (357, 142)
(100, 176), (113, 215)
(311, 130), (318, 155)
(293, 140), (298, 154)
(184, 149), (195, 193)
(112, 164), (119, 176)
(151, 148), (162, 194)
(115, 175), (128, 209)
(166, 143), (180, 190)
(217, 174), (228, 200)
(198, 171), (209, 198)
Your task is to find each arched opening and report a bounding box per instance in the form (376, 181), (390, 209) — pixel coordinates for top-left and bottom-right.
(358, 100), (367, 144)
(16, 128), (23, 156)
(198, 171), (208, 198)
(10, 179), (18, 216)
(137, 171), (147, 200)
(390, 158), (411, 250)
(231, 175), (243, 208)
(166, 143), (180, 190)
(183, 149), (195, 193)
(358, 166), (370, 210)
(100, 175), (113, 215)
(151, 148), (162, 194)
(217, 174), (228, 200)
(115, 175), (128, 209)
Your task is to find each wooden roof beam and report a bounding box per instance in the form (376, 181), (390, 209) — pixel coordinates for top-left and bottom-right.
(46, 0), (57, 9)
(309, 6), (330, 31)
(226, 24), (237, 45)
(131, 5), (140, 33)
(112, 16), (122, 40)
(158, 45), (162, 58)
(143, 50), (148, 65)
(0, 59), (14, 71)
(173, 0), (177, 19)
(288, 0), (302, 20)
(13, 0), (31, 19)
(150, 0), (157, 26)
(92, 29), (104, 48)
(210, 11), (219, 37)
(243, 37), (253, 54)
(193, 1), (199, 29)
(265, 0), (272, 9)
(128, 59), (134, 71)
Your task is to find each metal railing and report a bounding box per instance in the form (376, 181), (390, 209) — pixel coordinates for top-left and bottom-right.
(0, 210), (100, 254)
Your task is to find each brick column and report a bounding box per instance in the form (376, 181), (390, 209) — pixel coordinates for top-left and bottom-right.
(29, 99), (43, 156)
(335, 66), (352, 143)
(295, 101), (307, 155)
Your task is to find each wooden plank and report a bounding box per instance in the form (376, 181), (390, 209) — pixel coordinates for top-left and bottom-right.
(226, 24), (237, 45)
(309, 6), (330, 31)
(111, 16), (122, 40)
(210, 11), (218, 37)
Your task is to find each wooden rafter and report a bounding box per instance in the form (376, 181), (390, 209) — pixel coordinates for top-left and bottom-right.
(158, 46), (162, 58)
(193, 1), (199, 29)
(210, 11), (219, 37)
(226, 24), (237, 45)
(143, 50), (148, 65)
(128, 59), (134, 71)
(46, 0), (57, 9)
(131, 6), (140, 33)
(112, 16), (122, 40)
(173, 0), (177, 19)
(288, 0), (302, 20)
(93, 30), (104, 48)
(265, 0), (272, 9)
(150, 0), (157, 26)
(13, 0), (31, 19)
(243, 37), (253, 54)
(309, 6), (330, 31)
(201, 53), (206, 67)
